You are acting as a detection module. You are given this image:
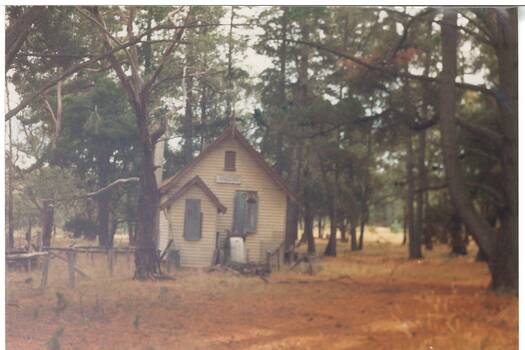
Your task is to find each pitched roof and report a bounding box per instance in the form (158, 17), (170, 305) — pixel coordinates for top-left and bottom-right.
(159, 126), (297, 201)
(160, 175), (227, 213)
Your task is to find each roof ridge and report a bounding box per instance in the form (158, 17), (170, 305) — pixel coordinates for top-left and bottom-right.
(159, 126), (297, 202)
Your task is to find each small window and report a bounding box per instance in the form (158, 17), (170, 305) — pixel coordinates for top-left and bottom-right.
(232, 191), (258, 235)
(183, 199), (202, 241)
(224, 151), (236, 171)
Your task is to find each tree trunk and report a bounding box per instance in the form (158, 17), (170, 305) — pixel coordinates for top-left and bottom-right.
(318, 216), (323, 239)
(97, 150), (111, 247)
(133, 106), (161, 279)
(439, 11), (516, 292)
(358, 123), (373, 250)
(109, 212), (118, 246)
(127, 221), (135, 246)
(406, 128), (422, 259)
(416, 130), (431, 250)
(450, 214), (467, 255)
(339, 220), (347, 242)
(41, 199), (54, 248)
(274, 7), (288, 175)
(285, 145), (302, 261)
(182, 51), (195, 164)
(324, 173), (338, 257)
(7, 119), (15, 250)
(491, 8), (518, 292)
(358, 219), (366, 250)
(350, 222), (358, 251)
(303, 205), (316, 254)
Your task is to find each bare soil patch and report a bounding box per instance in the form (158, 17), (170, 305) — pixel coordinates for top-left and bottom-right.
(6, 230), (517, 349)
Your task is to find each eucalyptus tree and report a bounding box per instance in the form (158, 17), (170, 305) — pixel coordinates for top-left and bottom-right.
(76, 6), (189, 278)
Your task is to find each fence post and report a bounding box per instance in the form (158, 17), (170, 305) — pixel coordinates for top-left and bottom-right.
(67, 251), (76, 289)
(40, 254), (50, 289)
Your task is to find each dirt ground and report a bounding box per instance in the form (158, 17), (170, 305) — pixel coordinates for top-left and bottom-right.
(6, 227), (518, 350)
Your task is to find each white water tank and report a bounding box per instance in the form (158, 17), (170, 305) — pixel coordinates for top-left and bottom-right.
(230, 237), (246, 263)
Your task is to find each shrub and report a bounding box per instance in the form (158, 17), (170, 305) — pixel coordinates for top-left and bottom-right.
(390, 220), (402, 234)
(63, 217), (97, 240)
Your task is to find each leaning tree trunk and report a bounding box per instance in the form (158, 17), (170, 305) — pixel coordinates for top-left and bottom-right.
(492, 8), (518, 292)
(438, 11), (516, 292)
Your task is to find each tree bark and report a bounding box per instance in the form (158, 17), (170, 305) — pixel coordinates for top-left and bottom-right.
(133, 106), (161, 279)
(450, 214), (467, 255)
(7, 119), (15, 250)
(350, 222), (358, 251)
(96, 150), (112, 247)
(358, 123), (373, 250)
(416, 130), (430, 250)
(491, 8), (518, 292)
(285, 144), (302, 260)
(182, 51), (195, 164)
(41, 200), (54, 248)
(324, 170), (338, 257)
(88, 6), (186, 279)
(406, 127), (422, 259)
(438, 11), (517, 292)
(303, 204), (316, 254)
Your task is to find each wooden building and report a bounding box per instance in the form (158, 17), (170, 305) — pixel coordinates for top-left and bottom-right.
(158, 126), (296, 268)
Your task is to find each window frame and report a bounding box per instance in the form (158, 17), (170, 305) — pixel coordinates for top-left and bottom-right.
(224, 151), (236, 171)
(183, 198), (203, 241)
(232, 190), (258, 236)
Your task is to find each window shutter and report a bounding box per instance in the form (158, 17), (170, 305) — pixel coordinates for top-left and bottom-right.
(244, 193), (258, 234)
(184, 199), (202, 241)
(232, 192), (246, 235)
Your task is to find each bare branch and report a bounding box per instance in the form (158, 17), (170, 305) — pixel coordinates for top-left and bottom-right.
(50, 177), (140, 202)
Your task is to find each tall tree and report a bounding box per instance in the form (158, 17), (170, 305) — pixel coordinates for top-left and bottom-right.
(83, 6), (188, 278)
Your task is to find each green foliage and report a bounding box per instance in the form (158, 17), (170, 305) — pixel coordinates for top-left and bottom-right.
(63, 216), (98, 240)
(390, 220), (402, 234)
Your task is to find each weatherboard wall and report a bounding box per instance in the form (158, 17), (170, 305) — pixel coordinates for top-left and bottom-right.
(158, 138), (287, 265)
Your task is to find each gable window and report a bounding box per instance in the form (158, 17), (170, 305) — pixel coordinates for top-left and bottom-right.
(183, 199), (202, 241)
(224, 151), (236, 171)
(232, 191), (258, 236)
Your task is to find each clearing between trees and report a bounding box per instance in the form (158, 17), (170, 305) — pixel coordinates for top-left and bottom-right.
(6, 228), (517, 350)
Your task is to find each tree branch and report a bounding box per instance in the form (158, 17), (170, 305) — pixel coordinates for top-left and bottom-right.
(5, 28), (159, 121)
(288, 39), (497, 98)
(50, 177), (140, 202)
(455, 117), (503, 147)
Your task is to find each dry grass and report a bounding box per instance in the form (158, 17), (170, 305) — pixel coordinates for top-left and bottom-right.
(6, 227), (517, 350)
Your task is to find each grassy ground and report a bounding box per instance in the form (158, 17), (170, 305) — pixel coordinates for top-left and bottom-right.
(6, 227), (517, 349)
